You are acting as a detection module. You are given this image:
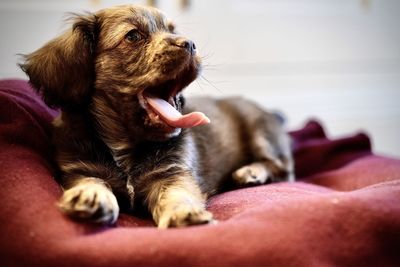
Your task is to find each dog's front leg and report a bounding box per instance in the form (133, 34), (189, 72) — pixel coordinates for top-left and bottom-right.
(91, 95), (137, 207)
(144, 174), (213, 228)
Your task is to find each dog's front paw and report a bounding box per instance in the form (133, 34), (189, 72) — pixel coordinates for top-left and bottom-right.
(157, 204), (214, 229)
(233, 163), (270, 186)
(58, 181), (119, 224)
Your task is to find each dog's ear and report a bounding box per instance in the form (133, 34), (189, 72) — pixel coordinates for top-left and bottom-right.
(20, 13), (99, 108)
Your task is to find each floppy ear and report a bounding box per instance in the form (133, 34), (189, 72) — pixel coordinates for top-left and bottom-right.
(20, 13), (99, 108)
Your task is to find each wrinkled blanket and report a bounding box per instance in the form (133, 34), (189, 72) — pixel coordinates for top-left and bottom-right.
(0, 79), (399, 267)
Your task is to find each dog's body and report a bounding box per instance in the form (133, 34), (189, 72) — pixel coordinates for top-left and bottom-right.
(21, 5), (294, 228)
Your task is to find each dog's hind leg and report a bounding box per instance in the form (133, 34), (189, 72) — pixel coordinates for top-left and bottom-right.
(232, 114), (294, 187)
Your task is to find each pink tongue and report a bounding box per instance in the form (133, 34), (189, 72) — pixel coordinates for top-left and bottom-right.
(146, 96), (210, 128)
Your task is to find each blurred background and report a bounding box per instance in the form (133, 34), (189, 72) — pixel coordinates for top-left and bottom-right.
(0, 0), (399, 157)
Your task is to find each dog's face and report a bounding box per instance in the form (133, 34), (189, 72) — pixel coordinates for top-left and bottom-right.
(21, 5), (205, 141)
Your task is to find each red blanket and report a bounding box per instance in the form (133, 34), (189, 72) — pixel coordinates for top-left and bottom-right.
(1, 79), (399, 267)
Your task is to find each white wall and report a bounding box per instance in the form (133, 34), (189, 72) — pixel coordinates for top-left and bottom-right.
(1, 0), (399, 157)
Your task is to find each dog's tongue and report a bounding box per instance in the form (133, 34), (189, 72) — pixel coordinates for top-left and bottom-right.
(146, 96), (210, 128)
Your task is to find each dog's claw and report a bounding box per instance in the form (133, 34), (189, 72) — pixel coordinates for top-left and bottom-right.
(157, 204), (214, 229)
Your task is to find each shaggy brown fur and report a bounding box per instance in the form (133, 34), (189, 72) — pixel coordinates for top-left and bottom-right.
(20, 4), (294, 228)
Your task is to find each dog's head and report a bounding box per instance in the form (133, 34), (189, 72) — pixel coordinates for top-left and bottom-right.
(21, 5), (209, 141)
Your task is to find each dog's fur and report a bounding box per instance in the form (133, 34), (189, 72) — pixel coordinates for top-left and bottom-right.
(20, 5), (294, 228)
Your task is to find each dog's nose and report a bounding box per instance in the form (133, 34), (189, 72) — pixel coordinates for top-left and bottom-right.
(178, 40), (196, 55)
(172, 38), (196, 55)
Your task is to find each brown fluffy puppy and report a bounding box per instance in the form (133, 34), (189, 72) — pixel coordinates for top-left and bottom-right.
(20, 5), (294, 228)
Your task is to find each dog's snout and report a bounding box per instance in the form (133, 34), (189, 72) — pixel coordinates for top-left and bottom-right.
(167, 37), (197, 55)
(178, 39), (196, 54)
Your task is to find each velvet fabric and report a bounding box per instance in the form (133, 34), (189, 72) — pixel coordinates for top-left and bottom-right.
(0, 79), (399, 267)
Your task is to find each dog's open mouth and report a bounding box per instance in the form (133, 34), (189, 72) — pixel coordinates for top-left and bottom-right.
(138, 80), (210, 129)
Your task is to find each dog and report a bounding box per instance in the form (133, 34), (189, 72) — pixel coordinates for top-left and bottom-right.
(20, 4), (294, 228)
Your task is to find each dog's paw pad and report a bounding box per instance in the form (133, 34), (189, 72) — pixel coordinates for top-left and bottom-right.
(58, 182), (119, 224)
(158, 205), (214, 229)
(232, 163), (270, 186)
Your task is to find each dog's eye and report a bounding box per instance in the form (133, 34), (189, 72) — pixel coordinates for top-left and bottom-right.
(125, 29), (142, 42)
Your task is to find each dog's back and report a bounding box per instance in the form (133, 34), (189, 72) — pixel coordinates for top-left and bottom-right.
(185, 97), (293, 195)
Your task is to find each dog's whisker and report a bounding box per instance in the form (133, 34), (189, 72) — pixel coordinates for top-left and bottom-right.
(199, 75), (223, 94)
(198, 78), (228, 85)
(201, 64), (219, 71)
(199, 51), (214, 61)
(194, 80), (206, 93)
(200, 61), (219, 67)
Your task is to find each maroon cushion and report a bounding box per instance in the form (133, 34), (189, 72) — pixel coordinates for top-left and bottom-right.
(1, 79), (399, 267)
